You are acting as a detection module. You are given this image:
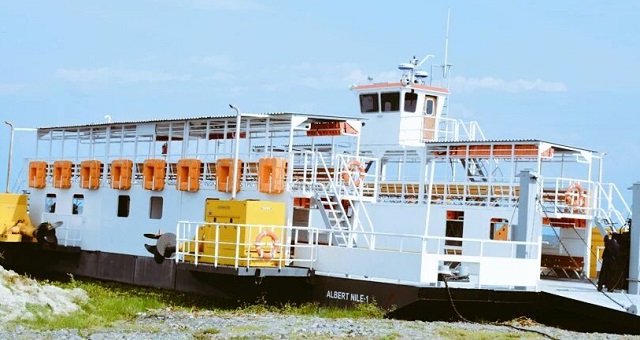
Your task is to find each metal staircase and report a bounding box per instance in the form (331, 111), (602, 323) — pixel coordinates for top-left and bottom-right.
(460, 158), (488, 182)
(593, 182), (632, 235)
(312, 187), (352, 247)
(311, 153), (377, 248)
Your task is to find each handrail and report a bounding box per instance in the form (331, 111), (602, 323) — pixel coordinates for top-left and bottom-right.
(175, 219), (540, 289)
(594, 182), (631, 229)
(426, 117), (486, 141)
(176, 219), (540, 264)
(41, 212), (83, 247)
(332, 154), (378, 242)
(315, 153), (361, 247)
(175, 221), (319, 269)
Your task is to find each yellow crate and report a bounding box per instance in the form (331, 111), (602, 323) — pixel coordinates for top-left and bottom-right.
(184, 199), (286, 267)
(0, 194), (33, 242)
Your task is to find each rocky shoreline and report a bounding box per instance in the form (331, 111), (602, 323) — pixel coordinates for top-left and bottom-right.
(2, 308), (636, 339)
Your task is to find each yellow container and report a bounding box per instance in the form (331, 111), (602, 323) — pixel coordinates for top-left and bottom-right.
(185, 199), (286, 267)
(0, 194), (33, 242)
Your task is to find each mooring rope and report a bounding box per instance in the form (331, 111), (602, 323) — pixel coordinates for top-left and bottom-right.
(441, 276), (558, 339)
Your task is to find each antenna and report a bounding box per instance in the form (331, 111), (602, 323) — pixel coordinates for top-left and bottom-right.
(440, 8), (452, 117)
(443, 8), (451, 79)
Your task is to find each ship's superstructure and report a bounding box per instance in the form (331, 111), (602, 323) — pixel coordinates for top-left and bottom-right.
(1, 56), (639, 334)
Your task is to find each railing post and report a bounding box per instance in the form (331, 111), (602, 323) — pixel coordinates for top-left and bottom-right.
(235, 224), (241, 269)
(214, 224), (220, 267)
(194, 224), (199, 266)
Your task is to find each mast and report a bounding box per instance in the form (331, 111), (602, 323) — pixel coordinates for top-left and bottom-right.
(443, 8), (451, 79)
(442, 8), (452, 117)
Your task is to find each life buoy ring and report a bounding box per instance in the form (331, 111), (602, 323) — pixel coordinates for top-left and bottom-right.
(341, 160), (366, 186)
(255, 230), (280, 260)
(565, 182), (586, 208)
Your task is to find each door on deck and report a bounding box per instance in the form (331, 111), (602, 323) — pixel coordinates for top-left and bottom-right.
(422, 95), (437, 141)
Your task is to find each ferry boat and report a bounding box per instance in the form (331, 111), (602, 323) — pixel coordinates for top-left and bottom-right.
(2, 55), (640, 334)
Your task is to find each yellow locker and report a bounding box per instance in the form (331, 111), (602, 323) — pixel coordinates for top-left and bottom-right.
(186, 199), (286, 267)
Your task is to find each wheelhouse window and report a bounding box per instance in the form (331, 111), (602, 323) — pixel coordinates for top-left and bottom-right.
(424, 96), (435, 115)
(72, 194), (84, 215)
(359, 93), (379, 113)
(404, 92), (418, 112)
(149, 196), (163, 220)
(381, 92), (400, 112)
(117, 195), (130, 217)
(45, 194), (56, 213)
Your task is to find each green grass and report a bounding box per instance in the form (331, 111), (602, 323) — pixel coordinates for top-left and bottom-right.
(15, 275), (387, 332)
(235, 300), (386, 319)
(18, 275), (226, 331)
(192, 327), (221, 340)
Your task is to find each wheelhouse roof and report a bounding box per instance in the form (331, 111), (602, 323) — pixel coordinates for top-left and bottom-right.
(352, 82), (449, 94)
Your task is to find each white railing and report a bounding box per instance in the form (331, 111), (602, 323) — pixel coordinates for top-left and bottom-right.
(175, 221), (318, 269)
(595, 182), (631, 229)
(41, 212), (83, 247)
(174, 219), (540, 289)
(314, 228), (540, 289)
(288, 150), (329, 195)
(22, 149), (354, 194)
(328, 154), (378, 245)
(420, 177), (605, 216)
(331, 154), (378, 201)
(428, 117), (486, 141)
(399, 115), (485, 144)
(320, 228), (540, 259)
(56, 225), (83, 247)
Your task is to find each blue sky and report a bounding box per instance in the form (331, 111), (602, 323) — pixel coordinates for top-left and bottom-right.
(1, 1), (639, 198)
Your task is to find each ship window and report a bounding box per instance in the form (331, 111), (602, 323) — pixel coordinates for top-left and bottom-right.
(404, 92), (418, 112)
(72, 194), (84, 215)
(445, 210), (464, 254)
(424, 97), (435, 115)
(45, 194), (56, 213)
(117, 195), (130, 217)
(381, 92), (400, 112)
(149, 196), (163, 219)
(490, 218), (509, 241)
(359, 93), (379, 113)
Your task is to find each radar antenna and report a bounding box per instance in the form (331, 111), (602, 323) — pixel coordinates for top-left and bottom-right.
(399, 55), (433, 85)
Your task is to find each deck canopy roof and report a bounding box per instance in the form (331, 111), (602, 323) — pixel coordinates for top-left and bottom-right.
(424, 139), (597, 154)
(35, 112), (364, 142)
(37, 112), (361, 131)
